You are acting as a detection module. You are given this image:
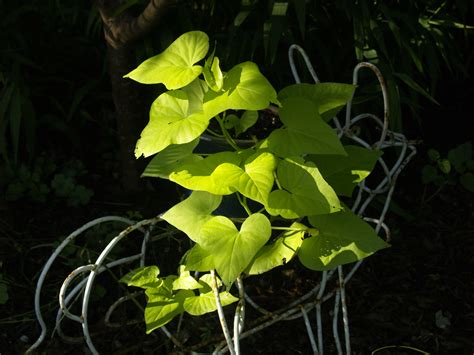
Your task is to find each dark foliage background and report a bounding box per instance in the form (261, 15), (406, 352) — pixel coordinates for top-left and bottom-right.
(0, 1), (473, 354)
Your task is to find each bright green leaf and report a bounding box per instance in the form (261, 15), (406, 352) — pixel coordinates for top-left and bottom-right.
(298, 209), (389, 271)
(267, 158), (341, 219)
(307, 145), (383, 197)
(120, 266), (160, 288)
(170, 151), (241, 194)
(171, 151), (277, 205)
(144, 289), (194, 334)
(264, 97), (346, 157)
(204, 56), (224, 92)
(172, 268), (203, 290)
(204, 62), (278, 115)
(136, 61), (277, 157)
(184, 291), (238, 316)
(246, 222), (306, 275)
(182, 78), (208, 114)
(200, 214), (271, 285)
(135, 90), (211, 157)
(142, 140), (200, 179)
(212, 151), (277, 204)
(161, 191), (222, 243)
(198, 273), (221, 293)
(183, 243), (215, 272)
(124, 31), (209, 90)
(278, 83), (356, 121)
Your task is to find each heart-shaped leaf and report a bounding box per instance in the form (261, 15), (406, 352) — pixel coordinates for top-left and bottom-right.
(307, 145), (383, 197)
(144, 289), (194, 334)
(142, 140), (200, 179)
(161, 191), (222, 243)
(267, 158), (341, 218)
(135, 62), (278, 157)
(200, 214), (271, 285)
(182, 243), (215, 272)
(120, 266), (160, 288)
(203, 56), (224, 92)
(172, 267), (203, 290)
(124, 31), (209, 90)
(278, 83), (355, 121)
(171, 151), (277, 204)
(204, 61), (278, 116)
(246, 222), (306, 275)
(135, 90), (211, 157)
(297, 209), (389, 271)
(264, 97), (346, 158)
(183, 290), (238, 316)
(170, 151), (241, 194)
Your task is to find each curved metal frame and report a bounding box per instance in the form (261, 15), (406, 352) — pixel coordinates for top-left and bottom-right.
(26, 45), (416, 355)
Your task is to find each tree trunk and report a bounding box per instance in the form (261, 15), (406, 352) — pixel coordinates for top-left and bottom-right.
(107, 44), (146, 191)
(94, 0), (174, 191)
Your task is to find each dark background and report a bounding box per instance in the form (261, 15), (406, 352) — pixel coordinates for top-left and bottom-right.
(0, 1), (473, 354)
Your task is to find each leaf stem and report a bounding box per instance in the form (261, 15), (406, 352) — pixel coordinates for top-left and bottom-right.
(236, 193), (252, 216)
(273, 171), (283, 190)
(210, 270), (236, 355)
(206, 128), (224, 138)
(215, 116), (240, 151)
(271, 226), (306, 232)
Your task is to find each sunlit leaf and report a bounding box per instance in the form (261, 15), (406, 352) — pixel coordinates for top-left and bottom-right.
(172, 267), (203, 290)
(144, 289), (193, 333)
(135, 62), (277, 157)
(246, 222), (306, 275)
(142, 140), (200, 179)
(204, 61), (278, 115)
(161, 191), (222, 243)
(183, 243), (215, 272)
(183, 291), (238, 316)
(200, 214), (271, 285)
(124, 31), (209, 90)
(203, 56), (224, 92)
(298, 209), (389, 271)
(171, 151), (277, 204)
(170, 151), (241, 194)
(278, 83), (355, 121)
(264, 97), (346, 157)
(120, 266), (160, 288)
(307, 145), (383, 197)
(267, 158), (341, 218)
(135, 90), (210, 157)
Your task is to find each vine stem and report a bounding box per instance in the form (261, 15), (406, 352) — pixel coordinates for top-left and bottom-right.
(271, 226), (307, 232)
(215, 116), (240, 151)
(236, 193), (252, 216)
(211, 270), (236, 355)
(233, 277), (245, 353)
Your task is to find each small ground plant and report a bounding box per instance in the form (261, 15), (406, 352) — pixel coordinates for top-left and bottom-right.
(422, 141), (474, 195)
(119, 30), (389, 341)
